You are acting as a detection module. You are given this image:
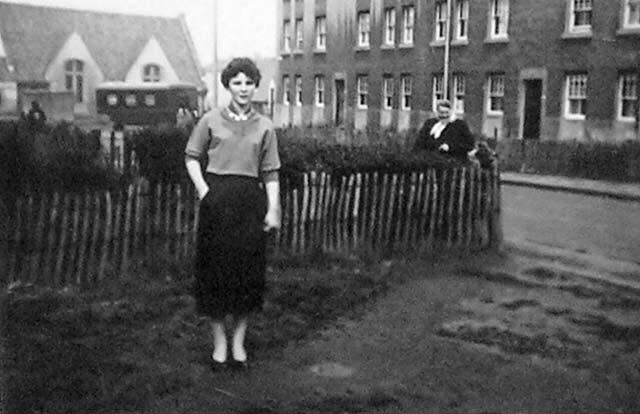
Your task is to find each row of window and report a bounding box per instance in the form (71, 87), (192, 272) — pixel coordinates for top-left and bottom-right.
(282, 0), (640, 52)
(62, 59), (163, 103)
(280, 72), (639, 121)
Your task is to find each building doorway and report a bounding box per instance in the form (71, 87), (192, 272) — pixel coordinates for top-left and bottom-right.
(334, 79), (345, 126)
(523, 79), (542, 139)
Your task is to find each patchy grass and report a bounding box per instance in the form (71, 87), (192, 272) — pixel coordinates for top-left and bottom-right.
(6, 253), (394, 414)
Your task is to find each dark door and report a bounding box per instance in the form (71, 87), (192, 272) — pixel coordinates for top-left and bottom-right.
(334, 79), (345, 126)
(523, 79), (542, 140)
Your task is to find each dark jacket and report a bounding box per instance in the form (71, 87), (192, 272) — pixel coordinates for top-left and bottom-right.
(415, 118), (475, 161)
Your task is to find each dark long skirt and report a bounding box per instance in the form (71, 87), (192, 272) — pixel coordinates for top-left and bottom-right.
(194, 173), (267, 319)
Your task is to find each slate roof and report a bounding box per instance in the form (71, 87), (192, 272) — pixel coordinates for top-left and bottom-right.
(0, 2), (204, 87)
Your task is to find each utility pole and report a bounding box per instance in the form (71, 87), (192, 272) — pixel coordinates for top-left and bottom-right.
(443, 0), (453, 101)
(211, 0), (219, 109)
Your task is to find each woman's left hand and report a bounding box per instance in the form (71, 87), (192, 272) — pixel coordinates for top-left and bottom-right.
(263, 208), (281, 232)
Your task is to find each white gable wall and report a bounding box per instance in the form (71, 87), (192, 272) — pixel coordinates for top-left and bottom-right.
(124, 36), (179, 84)
(45, 32), (104, 115)
(0, 30), (6, 58)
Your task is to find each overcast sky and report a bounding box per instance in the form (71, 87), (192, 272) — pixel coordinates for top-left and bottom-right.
(4, 0), (278, 65)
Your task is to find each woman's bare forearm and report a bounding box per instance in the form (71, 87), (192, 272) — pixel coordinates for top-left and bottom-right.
(185, 157), (209, 199)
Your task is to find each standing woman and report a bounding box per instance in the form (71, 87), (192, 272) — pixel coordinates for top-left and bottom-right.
(185, 58), (281, 369)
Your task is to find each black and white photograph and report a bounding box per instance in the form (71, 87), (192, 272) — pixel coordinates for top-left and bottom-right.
(1, 0), (639, 412)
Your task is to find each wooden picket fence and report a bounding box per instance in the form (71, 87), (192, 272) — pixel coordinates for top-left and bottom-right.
(5, 166), (501, 288)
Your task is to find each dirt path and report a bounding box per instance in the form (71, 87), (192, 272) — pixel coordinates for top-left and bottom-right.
(149, 246), (640, 413)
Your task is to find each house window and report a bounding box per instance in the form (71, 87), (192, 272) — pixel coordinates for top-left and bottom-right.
(455, 0), (469, 40)
(618, 73), (637, 120)
(283, 20), (292, 52)
(143, 64), (161, 82)
(565, 73), (588, 118)
(569, 0), (592, 32)
(432, 74), (444, 111)
(125, 93), (138, 107)
(401, 75), (412, 110)
(106, 93), (118, 106)
(283, 75), (290, 105)
(314, 75), (325, 106)
(453, 74), (466, 113)
(435, 1), (448, 41)
(295, 75), (302, 105)
(315, 16), (327, 50)
(64, 59), (84, 103)
(383, 8), (396, 46)
(401, 6), (415, 45)
(624, 0), (640, 28)
(487, 74), (505, 114)
(382, 76), (394, 110)
(144, 94), (156, 107)
(295, 19), (304, 50)
(357, 75), (368, 108)
(358, 11), (371, 47)
(489, 0), (509, 39)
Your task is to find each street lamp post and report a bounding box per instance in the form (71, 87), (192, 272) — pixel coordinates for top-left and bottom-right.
(443, 0), (453, 101)
(211, 0), (218, 109)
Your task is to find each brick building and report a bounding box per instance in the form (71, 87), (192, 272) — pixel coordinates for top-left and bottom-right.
(275, 0), (640, 142)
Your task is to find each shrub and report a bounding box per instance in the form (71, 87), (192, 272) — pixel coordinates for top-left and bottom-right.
(129, 125), (191, 184)
(0, 120), (119, 192)
(496, 139), (640, 183)
(129, 125), (467, 184)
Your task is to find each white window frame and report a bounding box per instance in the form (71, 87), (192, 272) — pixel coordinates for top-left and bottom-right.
(295, 19), (304, 50)
(568, 0), (593, 33)
(382, 76), (394, 110)
(383, 8), (396, 46)
(401, 6), (415, 45)
(564, 73), (588, 120)
(618, 73), (638, 121)
(401, 75), (412, 111)
(623, 0), (640, 28)
(432, 74), (444, 112)
(455, 0), (469, 41)
(487, 74), (505, 115)
(283, 20), (291, 52)
(453, 74), (466, 114)
(282, 76), (291, 106)
(488, 0), (509, 39)
(314, 75), (325, 107)
(357, 75), (368, 109)
(358, 11), (371, 47)
(315, 16), (327, 50)
(295, 75), (303, 106)
(65, 58), (84, 103)
(434, 1), (448, 42)
(143, 64), (161, 83)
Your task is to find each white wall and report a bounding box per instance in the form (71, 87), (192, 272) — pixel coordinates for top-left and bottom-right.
(124, 36), (180, 84)
(45, 32), (104, 115)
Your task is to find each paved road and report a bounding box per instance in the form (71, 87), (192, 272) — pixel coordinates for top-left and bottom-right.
(502, 184), (640, 264)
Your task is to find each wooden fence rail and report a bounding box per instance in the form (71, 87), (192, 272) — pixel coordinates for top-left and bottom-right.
(6, 167), (501, 288)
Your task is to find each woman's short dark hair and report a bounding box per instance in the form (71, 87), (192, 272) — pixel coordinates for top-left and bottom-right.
(220, 57), (261, 88)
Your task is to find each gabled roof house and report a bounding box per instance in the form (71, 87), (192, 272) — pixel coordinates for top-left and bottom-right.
(0, 1), (204, 120)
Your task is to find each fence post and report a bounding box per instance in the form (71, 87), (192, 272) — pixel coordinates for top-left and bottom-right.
(489, 165), (503, 249)
(0, 196), (9, 414)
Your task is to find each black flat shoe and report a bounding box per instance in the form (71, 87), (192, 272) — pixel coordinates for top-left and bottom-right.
(228, 359), (249, 371)
(209, 359), (227, 372)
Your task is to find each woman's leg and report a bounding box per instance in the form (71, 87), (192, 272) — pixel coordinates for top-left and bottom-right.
(211, 319), (227, 363)
(231, 315), (248, 362)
